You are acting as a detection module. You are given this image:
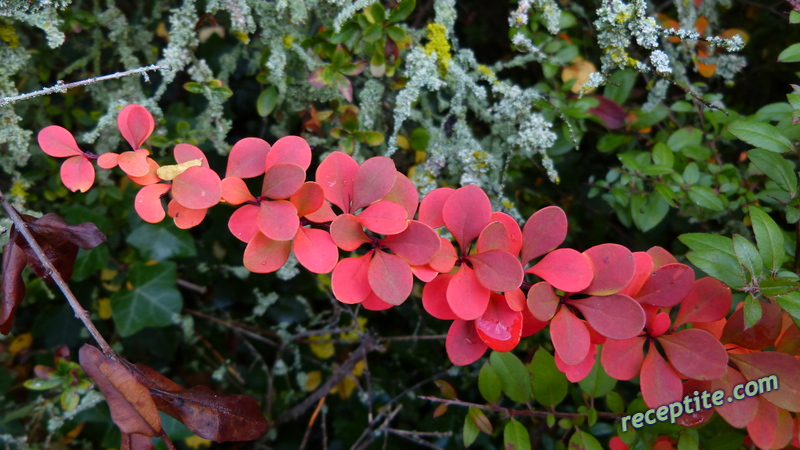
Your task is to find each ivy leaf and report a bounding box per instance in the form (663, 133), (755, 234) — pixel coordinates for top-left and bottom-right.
(530, 348), (568, 407)
(110, 262), (183, 337)
(127, 222), (197, 261)
(504, 420), (531, 450)
(728, 119), (793, 153)
(489, 351), (531, 404)
(749, 207), (785, 273)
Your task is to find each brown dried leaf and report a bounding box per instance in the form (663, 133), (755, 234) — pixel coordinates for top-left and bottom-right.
(78, 345), (163, 437)
(0, 239), (27, 335)
(120, 433), (156, 450)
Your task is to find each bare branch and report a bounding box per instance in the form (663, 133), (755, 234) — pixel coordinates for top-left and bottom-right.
(418, 396), (624, 419)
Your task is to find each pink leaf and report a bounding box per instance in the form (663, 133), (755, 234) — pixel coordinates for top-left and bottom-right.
(636, 263), (695, 307)
(167, 200), (207, 229)
(521, 307), (548, 337)
(61, 156), (94, 193)
(581, 244), (635, 296)
(330, 214), (370, 251)
(474, 293), (522, 352)
(442, 185), (492, 250)
(447, 266), (491, 320)
(418, 187), (455, 229)
(521, 206), (567, 265)
(526, 281), (560, 321)
(618, 252), (654, 297)
(293, 227), (338, 274)
(674, 277), (732, 328)
(446, 320), (488, 366)
(600, 336), (646, 380)
(118, 149), (151, 177)
(648, 312), (671, 337)
(265, 136), (312, 172)
(730, 351), (800, 412)
(357, 200), (408, 235)
(428, 237), (457, 273)
(410, 264), (438, 282)
(331, 253), (373, 304)
(257, 200), (299, 241)
(289, 182), (325, 218)
(315, 151), (359, 213)
(171, 166), (222, 209)
(640, 345), (683, 409)
(362, 292), (395, 311)
(243, 232), (291, 273)
(368, 250), (413, 305)
(381, 220), (440, 265)
(307, 68), (327, 87)
(567, 294), (645, 340)
(504, 288), (526, 312)
(477, 221), (512, 254)
(555, 344), (597, 382)
(38, 125), (83, 157)
(468, 249), (523, 292)
(710, 367), (758, 428)
(747, 397), (794, 450)
(646, 246), (678, 269)
(657, 329), (728, 380)
(173, 143), (208, 167)
(261, 163), (305, 199)
(221, 177), (256, 205)
(335, 75), (354, 102)
(550, 308), (591, 366)
(351, 156), (397, 211)
(527, 248), (593, 292)
(127, 158), (161, 186)
(118, 104), (154, 150)
(227, 137), (270, 178)
(423, 274), (458, 320)
(304, 201), (337, 223)
(97, 152), (119, 169)
(490, 212), (523, 256)
(134, 183), (170, 223)
(383, 172), (419, 220)
(228, 204), (259, 243)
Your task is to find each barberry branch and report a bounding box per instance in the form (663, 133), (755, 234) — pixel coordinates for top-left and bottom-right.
(418, 396), (624, 419)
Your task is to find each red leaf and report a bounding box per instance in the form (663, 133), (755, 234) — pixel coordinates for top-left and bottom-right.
(676, 379), (714, 427)
(118, 149), (151, 177)
(351, 156), (397, 211)
(227, 137), (270, 178)
(618, 252), (654, 297)
(289, 182), (325, 217)
(127, 158), (161, 186)
(257, 200), (299, 241)
(776, 322), (800, 355)
(117, 104), (154, 150)
(586, 95), (626, 129)
(721, 298), (782, 350)
(646, 246), (678, 269)
(383, 172), (419, 220)
(293, 227), (338, 274)
(428, 237), (457, 273)
(504, 288), (526, 312)
(38, 125), (83, 157)
(265, 136), (312, 172)
(221, 177), (256, 205)
(526, 281), (560, 321)
(97, 152), (119, 169)
(418, 187), (454, 229)
(382, 220), (440, 265)
(581, 244), (635, 296)
(447, 266), (491, 320)
(134, 184), (171, 223)
(261, 163), (305, 199)
(747, 397), (794, 450)
(446, 319), (488, 366)
(490, 212), (522, 256)
(368, 250), (413, 305)
(362, 292), (395, 311)
(521, 306), (548, 337)
(550, 307), (591, 366)
(410, 264), (438, 282)
(600, 337), (646, 380)
(357, 200), (408, 235)
(331, 253), (373, 304)
(555, 344), (597, 382)
(636, 263), (695, 307)
(307, 67), (327, 87)
(173, 143), (208, 167)
(567, 294), (645, 340)
(674, 277), (732, 327)
(228, 204), (259, 243)
(1, 241), (26, 335)
(467, 249), (523, 292)
(315, 151), (359, 213)
(305, 201), (337, 223)
(710, 367), (758, 428)
(476, 221), (512, 254)
(640, 345), (683, 409)
(527, 248), (593, 292)
(423, 274), (458, 320)
(167, 200), (206, 229)
(172, 167), (222, 210)
(521, 206), (567, 265)
(61, 155), (94, 193)
(730, 351), (800, 412)
(657, 329), (728, 380)
(441, 185), (492, 250)
(648, 312), (671, 337)
(474, 293), (522, 352)
(243, 232), (291, 273)
(330, 213), (370, 250)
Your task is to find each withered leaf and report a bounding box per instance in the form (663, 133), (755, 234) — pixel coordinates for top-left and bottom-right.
(150, 385), (268, 442)
(78, 344), (163, 437)
(0, 240), (26, 335)
(120, 359), (184, 416)
(120, 433), (156, 450)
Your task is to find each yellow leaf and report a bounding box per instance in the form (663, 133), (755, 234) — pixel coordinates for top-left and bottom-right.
(334, 375), (357, 399)
(184, 435), (212, 449)
(156, 159), (202, 181)
(396, 135), (410, 150)
(61, 422), (85, 444)
(9, 333), (32, 356)
(352, 360), (365, 377)
(561, 57), (598, 94)
(97, 298), (112, 320)
(306, 371), (322, 391)
(100, 268), (117, 281)
(309, 334), (335, 359)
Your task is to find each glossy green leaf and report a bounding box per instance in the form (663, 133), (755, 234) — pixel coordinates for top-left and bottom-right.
(256, 86), (279, 117)
(678, 431), (699, 450)
(748, 149), (798, 193)
(578, 347), (616, 397)
(683, 162), (700, 184)
(23, 378), (62, 390)
(478, 362), (502, 403)
(732, 234), (763, 278)
(388, 0), (415, 24)
(728, 119), (793, 153)
(759, 277), (800, 296)
(679, 233), (736, 256)
(652, 143), (674, 168)
(489, 351), (531, 404)
(744, 294), (762, 329)
(504, 420), (531, 450)
(778, 43), (800, 63)
(386, 25), (406, 43)
(654, 184), (677, 207)
(127, 222), (197, 261)
(685, 249), (747, 289)
(749, 206), (785, 273)
(603, 69), (635, 104)
(568, 429), (603, 450)
(688, 185), (724, 211)
(530, 348), (568, 407)
(631, 192), (669, 232)
(110, 262), (182, 337)
(463, 411), (479, 447)
(667, 127), (703, 152)
(777, 291), (800, 322)
(183, 82), (204, 94)
(605, 391), (625, 413)
(362, 23), (383, 43)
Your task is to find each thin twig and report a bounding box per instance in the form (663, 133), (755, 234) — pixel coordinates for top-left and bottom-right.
(0, 189), (115, 358)
(418, 396), (624, 419)
(386, 429), (450, 450)
(299, 397), (326, 450)
(378, 334), (447, 342)
(654, 72), (728, 115)
(0, 65), (172, 106)
(352, 405), (404, 450)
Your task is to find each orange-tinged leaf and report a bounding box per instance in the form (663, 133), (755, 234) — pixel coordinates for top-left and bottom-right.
(554, 344), (597, 382)
(562, 57), (597, 94)
(521, 206), (567, 265)
(730, 351), (800, 412)
(658, 329), (728, 380)
(646, 246), (677, 269)
(127, 158), (161, 186)
(118, 104), (154, 150)
(38, 125), (83, 157)
(468, 249), (523, 292)
(619, 252), (654, 297)
(581, 244), (635, 296)
(527, 248), (593, 292)
(640, 345), (683, 409)
(747, 397), (794, 450)
(257, 200), (299, 241)
(568, 294), (645, 340)
(61, 156), (95, 193)
(357, 200), (408, 235)
(710, 367), (758, 428)
(446, 319), (488, 366)
(490, 212), (523, 256)
(172, 166), (222, 209)
(330, 214), (370, 251)
(173, 143), (209, 167)
(315, 151), (359, 213)
(305, 200), (337, 223)
(423, 274), (458, 320)
(134, 184), (171, 223)
(290, 182), (325, 217)
(475, 293), (522, 352)
(442, 185), (492, 250)
(264, 135), (311, 172)
(351, 156), (397, 211)
(526, 281), (560, 322)
(332, 253), (373, 304)
(243, 232), (291, 273)
(600, 336), (646, 380)
(418, 187), (455, 229)
(721, 298), (782, 350)
(293, 227), (338, 274)
(447, 266), (491, 320)
(167, 200), (207, 229)
(720, 28), (748, 44)
(228, 204), (259, 243)
(368, 250), (413, 305)
(261, 163), (305, 199)
(504, 288), (526, 312)
(118, 149), (151, 177)
(221, 177), (256, 205)
(382, 220), (440, 265)
(97, 152), (119, 169)
(636, 263), (695, 307)
(226, 137), (270, 178)
(550, 307), (590, 366)
(428, 237), (457, 273)
(674, 277), (732, 327)
(78, 345), (163, 437)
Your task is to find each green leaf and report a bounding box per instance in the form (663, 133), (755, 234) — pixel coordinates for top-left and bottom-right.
(478, 362), (502, 403)
(681, 144), (712, 161)
(685, 249), (747, 289)
(546, 414), (556, 428)
(683, 162), (700, 184)
(779, 43), (800, 63)
(654, 184), (677, 207)
(23, 378), (62, 390)
(587, 408), (598, 426)
(732, 234), (763, 278)
(72, 244), (109, 281)
(759, 277), (800, 296)
(777, 291), (800, 322)
(386, 25), (406, 43)
(127, 222), (197, 261)
(388, 0), (415, 24)
(568, 430), (603, 450)
(530, 348), (568, 407)
(463, 411), (479, 447)
(748, 149), (798, 193)
(605, 391), (625, 413)
(210, 86), (233, 99)
(679, 233), (736, 257)
(652, 143), (674, 168)
(504, 420), (531, 450)
(370, 2), (386, 23)
(110, 262), (183, 337)
(578, 347), (616, 397)
(468, 406), (493, 434)
(743, 294), (762, 329)
(688, 185), (724, 211)
(597, 134), (628, 153)
(631, 192), (669, 232)
(618, 154), (641, 172)
(183, 82), (205, 94)
(362, 131), (384, 146)
(603, 69), (635, 104)
(330, 22), (360, 44)
(671, 101), (694, 113)
(728, 119), (793, 153)
(749, 206), (786, 273)
(362, 23), (383, 43)
(678, 431), (700, 450)
(489, 351), (531, 404)
(667, 127), (703, 152)
(256, 86), (279, 117)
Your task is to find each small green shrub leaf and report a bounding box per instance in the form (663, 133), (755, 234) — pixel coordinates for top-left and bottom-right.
(732, 234), (763, 278)
(478, 362), (502, 403)
(749, 206), (785, 273)
(530, 347), (568, 407)
(779, 43), (800, 62)
(688, 186), (724, 211)
(728, 119), (793, 153)
(504, 420), (531, 450)
(743, 294), (762, 329)
(489, 351), (531, 404)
